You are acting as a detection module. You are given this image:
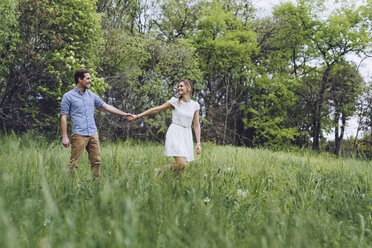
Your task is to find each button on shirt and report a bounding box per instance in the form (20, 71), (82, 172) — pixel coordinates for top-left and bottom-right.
(60, 87), (104, 136)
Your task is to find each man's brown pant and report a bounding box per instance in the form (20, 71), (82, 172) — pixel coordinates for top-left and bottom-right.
(68, 132), (101, 179)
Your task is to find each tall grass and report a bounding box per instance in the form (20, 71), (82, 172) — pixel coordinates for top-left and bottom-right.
(0, 134), (371, 247)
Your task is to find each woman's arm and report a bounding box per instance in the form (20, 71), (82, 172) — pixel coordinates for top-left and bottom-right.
(133, 102), (172, 120)
(193, 110), (201, 155)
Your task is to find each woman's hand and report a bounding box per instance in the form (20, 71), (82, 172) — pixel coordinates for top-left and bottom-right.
(196, 143), (201, 155)
(127, 114), (138, 122)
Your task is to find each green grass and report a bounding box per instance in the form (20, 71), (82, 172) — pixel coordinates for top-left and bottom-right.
(0, 134), (371, 247)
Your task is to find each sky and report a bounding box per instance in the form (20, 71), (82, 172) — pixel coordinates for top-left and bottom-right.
(252, 0), (371, 140)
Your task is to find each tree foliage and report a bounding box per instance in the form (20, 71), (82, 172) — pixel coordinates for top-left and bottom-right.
(0, 0), (106, 135)
(272, 0), (371, 149)
(0, 0), (371, 156)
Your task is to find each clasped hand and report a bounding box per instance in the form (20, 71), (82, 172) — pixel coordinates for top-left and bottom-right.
(126, 114), (137, 122)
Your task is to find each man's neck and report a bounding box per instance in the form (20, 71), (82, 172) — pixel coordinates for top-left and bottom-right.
(76, 84), (86, 94)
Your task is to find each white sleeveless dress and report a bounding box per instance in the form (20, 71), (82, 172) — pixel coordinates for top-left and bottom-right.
(165, 97), (200, 162)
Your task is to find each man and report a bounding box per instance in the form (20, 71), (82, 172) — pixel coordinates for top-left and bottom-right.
(61, 69), (130, 179)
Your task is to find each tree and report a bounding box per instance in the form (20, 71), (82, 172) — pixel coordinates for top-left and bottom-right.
(328, 62), (364, 156)
(97, 0), (153, 35)
(354, 83), (372, 151)
(245, 9), (308, 147)
(273, 0), (372, 150)
(151, 0), (200, 41)
(0, 0), (20, 130)
(0, 0), (106, 135)
(193, 0), (258, 145)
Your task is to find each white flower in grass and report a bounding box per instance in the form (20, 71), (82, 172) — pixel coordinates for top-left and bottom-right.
(237, 189), (248, 198)
(43, 219), (50, 227)
(226, 167), (232, 172)
(361, 193), (365, 198)
(204, 173), (208, 177)
(204, 197), (211, 203)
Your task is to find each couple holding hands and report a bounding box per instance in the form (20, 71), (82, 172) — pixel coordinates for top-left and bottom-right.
(61, 69), (201, 179)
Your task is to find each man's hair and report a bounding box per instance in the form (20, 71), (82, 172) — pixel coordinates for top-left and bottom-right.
(74, 69), (89, 84)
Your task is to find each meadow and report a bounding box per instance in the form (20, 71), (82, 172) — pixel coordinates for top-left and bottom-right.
(0, 134), (371, 248)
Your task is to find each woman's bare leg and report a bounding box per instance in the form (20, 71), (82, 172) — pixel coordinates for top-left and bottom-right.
(170, 157), (187, 178)
(171, 157), (187, 169)
(156, 157), (187, 178)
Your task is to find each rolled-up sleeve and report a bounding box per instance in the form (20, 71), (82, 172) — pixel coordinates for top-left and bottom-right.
(60, 94), (70, 115)
(93, 93), (104, 109)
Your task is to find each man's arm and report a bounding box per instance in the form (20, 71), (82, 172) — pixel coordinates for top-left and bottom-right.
(61, 114), (70, 148)
(101, 103), (131, 118)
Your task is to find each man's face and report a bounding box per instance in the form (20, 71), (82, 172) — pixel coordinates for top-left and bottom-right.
(78, 73), (91, 89)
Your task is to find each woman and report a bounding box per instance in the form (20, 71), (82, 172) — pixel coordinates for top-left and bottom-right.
(129, 79), (201, 174)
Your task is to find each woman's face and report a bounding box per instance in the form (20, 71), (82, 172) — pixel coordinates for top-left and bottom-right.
(177, 82), (190, 96)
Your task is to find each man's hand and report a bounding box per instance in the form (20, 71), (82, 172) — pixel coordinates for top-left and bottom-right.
(123, 113), (133, 120)
(62, 135), (70, 148)
(127, 114), (137, 122)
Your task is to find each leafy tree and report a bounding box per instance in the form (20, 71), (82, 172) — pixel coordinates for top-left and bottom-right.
(354, 83), (372, 151)
(328, 62), (364, 155)
(243, 8), (304, 147)
(193, 0), (258, 145)
(0, 0), (106, 135)
(151, 0), (200, 41)
(273, 0), (372, 150)
(95, 0), (202, 140)
(97, 0), (153, 34)
(0, 0), (20, 130)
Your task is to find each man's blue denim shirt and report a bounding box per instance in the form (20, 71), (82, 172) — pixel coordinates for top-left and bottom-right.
(61, 87), (104, 136)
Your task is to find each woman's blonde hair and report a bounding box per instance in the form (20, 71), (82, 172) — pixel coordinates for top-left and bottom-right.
(177, 79), (193, 104)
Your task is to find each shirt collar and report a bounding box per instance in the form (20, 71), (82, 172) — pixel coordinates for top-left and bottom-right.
(73, 86), (85, 95)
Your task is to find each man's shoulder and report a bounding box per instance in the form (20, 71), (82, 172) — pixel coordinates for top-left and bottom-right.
(86, 90), (104, 102)
(63, 88), (75, 96)
(61, 88), (77, 104)
(86, 90), (99, 97)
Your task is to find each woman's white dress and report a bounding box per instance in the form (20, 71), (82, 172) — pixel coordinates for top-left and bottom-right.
(165, 97), (200, 162)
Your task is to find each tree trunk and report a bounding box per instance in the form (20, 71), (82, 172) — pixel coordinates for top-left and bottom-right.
(313, 68), (330, 150)
(223, 84), (229, 146)
(334, 110), (340, 156)
(353, 120), (362, 153)
(339, 113), (346, 155)
(233, 115), (237, 145)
